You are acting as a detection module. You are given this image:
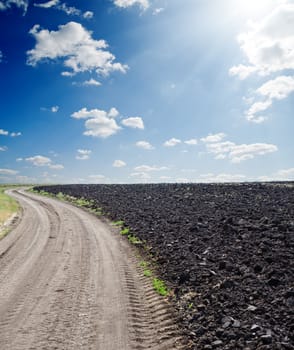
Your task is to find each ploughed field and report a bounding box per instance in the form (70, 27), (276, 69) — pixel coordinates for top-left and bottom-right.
(34, 183), (294, 350)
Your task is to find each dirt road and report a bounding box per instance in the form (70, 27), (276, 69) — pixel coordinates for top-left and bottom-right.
(0, 190), (182, 350)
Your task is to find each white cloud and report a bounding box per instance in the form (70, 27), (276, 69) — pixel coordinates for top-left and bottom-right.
(113, 159), (126, 168)
(71, 107), (121, 138)
(153, 7), (164, 15)
(134, 165), (168, 172)
(229, 64), (258, 80)
(57, 3), (80, 15)
(245, 75), (294, 122)
(83, 10), (93, 19)
(113, 0), (149, 10)
(206, 141), (236, 157)
(130, 172), (151, 181)
(205, 138), (278, 163)
(200, 133), (226, 143)
(26, 155), (51, 166)
(16, 175), (36, 183)
(0, 50), (2, 63)
(0, 0), (28, 14)
(0, 129), (9, 135)
(88, 174), (105, 183)
(184, 138), (198, 145)
(121, 117), (144, 129)
(34, 0), (59, 8)
(229, 143), (278, 163)
(0, 146), (8, 151)
(159, 176), (171, 180)
(34, 1), (93, 19)
(51, 106), (59, 112)
(230, 3), (294, 123)
(135, 140), (154, 150)
(257, 75), (294, 99)
(25, 155), (64, 169)
(275, 167), (294, 180)
(85, 118), (120, 138)
(49, 164), (64, 169)
(10, 131), (22, 137)
(0, 168), (19, 175)
(76, 149), (91, 160)
(198, 173), (247, 183)
(27, 22), (128, 77)
(163, 138), (181, 147)
(82, 78), (101, 86)
(108, 107), (119, 118)
(230, 3), (294, 78)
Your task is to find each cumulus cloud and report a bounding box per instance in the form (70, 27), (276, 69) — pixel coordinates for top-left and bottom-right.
(229, 143), (278, 163)
(163, 138), (181, 147)
(205, 139), (278, 163)
(83, 11), (93, 19)
(0, 0), (28, 14)
(230, 3), (294, 122)
(134, 165), (168, 172)
(184, 138), (198, 145)
(230, 3), (294, 78)
(135, 140), (154, 150)
(27, 22), (128, 77)
(81, 78), (101, 86)
(25, 155), (64, 169)
(257, 75), (294, 99)
(113, 0), (149, 10)
(0, 168), (19, 175)
(0, 129), (9, 135)
(200, 133), (226, 143)
(71, 107), (121, 138)
(0, 146), (8, 151)
(76, 149), (91, 160)
(51, 106), (59, 112)
(245, 75), (294, 122)
(121, 117), (144, 129)
(113, 159), (126, 168)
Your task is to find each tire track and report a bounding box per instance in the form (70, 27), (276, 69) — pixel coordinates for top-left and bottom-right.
(0, 190), (183, 349)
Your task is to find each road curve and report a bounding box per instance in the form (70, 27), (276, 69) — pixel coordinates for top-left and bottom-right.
(0, 190), (183, 350)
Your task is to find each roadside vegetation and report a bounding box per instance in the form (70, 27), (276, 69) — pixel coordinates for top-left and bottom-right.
(34, 186), (170, 298)
(0, 185), (20, 239)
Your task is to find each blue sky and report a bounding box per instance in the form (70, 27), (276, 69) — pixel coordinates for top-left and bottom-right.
(0, 0), (293, 184)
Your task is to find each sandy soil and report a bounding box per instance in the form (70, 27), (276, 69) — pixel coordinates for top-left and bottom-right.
(0, 190), (183, 350)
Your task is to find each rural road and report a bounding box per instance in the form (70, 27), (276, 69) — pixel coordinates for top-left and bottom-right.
(0, 189), (183, 350)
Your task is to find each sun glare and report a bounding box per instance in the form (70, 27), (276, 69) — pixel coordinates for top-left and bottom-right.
(231, 0), (284, 18)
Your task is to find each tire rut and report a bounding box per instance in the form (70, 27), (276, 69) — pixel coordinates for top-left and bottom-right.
(0, 190), (184, 349)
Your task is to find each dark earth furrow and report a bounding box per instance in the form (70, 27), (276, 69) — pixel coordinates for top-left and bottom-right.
(35, 182), (294, 349)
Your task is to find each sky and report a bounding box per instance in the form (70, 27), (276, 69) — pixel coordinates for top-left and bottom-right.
(0, 0), (293, 184)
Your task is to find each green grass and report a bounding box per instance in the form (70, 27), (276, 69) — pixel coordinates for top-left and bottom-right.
(152, 278), (169, 297)
(120, 227), (130, 235)
(139, 261), (149, 268)
(127, 235), (142, 245)
(0, 186), (19, 238)
(112, 220), (124, 227)
(143, 269), (152, 277)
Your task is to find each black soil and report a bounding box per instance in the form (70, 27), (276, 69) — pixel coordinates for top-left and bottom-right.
(34, 183), (294, 349)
